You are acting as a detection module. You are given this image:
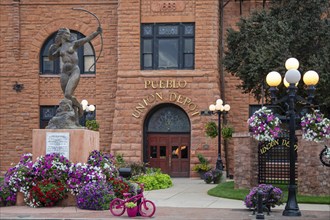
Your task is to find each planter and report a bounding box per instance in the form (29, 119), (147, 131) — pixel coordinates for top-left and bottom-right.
(16, 192), (25, 206)
(213, 177), (221, 184)
(198, 171), (206, 179)
(126, 206), (138, 217)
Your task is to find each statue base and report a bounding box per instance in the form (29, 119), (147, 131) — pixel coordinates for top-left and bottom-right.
(32, 129), (100, 163)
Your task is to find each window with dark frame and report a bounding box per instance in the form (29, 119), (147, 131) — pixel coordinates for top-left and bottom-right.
(40, 31), (96, 75)
(40, 106), (58, 129)
(141, 23), (195, 70)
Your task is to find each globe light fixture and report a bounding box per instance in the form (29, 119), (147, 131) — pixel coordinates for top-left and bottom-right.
(303, 70), (319, 86)
(266, 71), (282, 87)
(285, 57), (299, 70)
(80, 99), (96, 126)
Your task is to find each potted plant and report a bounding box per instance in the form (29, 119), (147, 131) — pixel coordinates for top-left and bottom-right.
(125, 201), (138, 217)
(211, 169), (222, 184)
(203, 169), (222, 184)
(203, 171), (213, 184)
(244, 184), (284, 212)
(192, 154), (212, 178)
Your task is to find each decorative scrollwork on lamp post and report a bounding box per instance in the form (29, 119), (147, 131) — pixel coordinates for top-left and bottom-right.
(266, 57), (319, 217)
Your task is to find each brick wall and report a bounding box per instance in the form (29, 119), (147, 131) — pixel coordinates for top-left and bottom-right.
(0, 0), (118, 174)
(297, 134), (330, 196)
(0, 0), (264, 177)
(233, 132), (258, 189)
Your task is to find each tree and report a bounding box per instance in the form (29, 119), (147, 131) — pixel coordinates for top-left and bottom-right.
(224, 0), (330, 117)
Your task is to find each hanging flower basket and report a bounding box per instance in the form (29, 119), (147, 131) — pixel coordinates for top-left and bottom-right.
(247, 107), (281, 142)
(300, 110), (330, 142)
(205, 121), (218, 138)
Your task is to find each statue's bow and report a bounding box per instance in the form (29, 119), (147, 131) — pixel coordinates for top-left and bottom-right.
(72, 8), (103, 71)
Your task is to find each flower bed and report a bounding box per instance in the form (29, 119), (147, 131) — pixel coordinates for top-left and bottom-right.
(3, 150), (171, 209)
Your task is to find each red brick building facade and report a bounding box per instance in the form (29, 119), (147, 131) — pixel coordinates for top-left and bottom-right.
(0, 0), (266, 177)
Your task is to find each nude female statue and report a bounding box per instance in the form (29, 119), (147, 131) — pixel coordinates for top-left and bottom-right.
(48, 27), (102, 120)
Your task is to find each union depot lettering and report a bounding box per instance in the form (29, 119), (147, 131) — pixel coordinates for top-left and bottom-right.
(259, 138), (298, 154)
(132, 92), (200, 118)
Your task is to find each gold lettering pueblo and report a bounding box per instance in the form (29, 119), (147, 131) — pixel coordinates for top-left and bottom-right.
(144, 80), (187, 89)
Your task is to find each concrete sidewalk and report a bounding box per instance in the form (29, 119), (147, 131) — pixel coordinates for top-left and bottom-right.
(0, 178), (329, 220)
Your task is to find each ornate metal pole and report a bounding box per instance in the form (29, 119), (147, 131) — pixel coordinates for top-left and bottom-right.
(216, 110), (224, 170)
(283, 83), (301, 216)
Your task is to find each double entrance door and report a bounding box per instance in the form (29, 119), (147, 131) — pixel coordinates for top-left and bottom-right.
(147, 134), (190, 177)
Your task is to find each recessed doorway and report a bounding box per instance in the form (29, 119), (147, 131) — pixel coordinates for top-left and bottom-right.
(144, 104), (190, 177)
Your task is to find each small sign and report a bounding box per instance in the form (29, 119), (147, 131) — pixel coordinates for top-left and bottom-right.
(46, 132), (70, 159)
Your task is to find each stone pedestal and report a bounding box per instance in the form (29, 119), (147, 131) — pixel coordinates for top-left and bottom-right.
(32, 129), (100, 163)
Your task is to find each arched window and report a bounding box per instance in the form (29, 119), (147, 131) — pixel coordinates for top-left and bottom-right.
(40, 30), (96, 74)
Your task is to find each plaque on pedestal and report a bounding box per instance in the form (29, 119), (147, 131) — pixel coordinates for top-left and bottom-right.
(32, 129), (100, 163)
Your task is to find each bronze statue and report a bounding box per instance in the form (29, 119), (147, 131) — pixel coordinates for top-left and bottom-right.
(46, 27), (102, 129)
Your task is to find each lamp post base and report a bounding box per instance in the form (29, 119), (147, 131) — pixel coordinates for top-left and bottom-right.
(282, 185), (301, 216)
(215, 155), (224, 171)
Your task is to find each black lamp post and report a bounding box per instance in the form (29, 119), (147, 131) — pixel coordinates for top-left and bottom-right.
(208, 99), (230, 171)
(81, 99), (96, 126)
(266, 58), (319, 217)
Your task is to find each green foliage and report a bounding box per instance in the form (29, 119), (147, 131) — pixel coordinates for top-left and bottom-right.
(197, 153), (209, 164)
(86, 120), (99, 131)
(125, 202), (137, 208)
(224, 0), (330, 117)
(208, 181), (330, 204)
(134, 169), (172, 191)
(114, 153), (126, 167)
(192, 163), (212, 172)
(128, 162), (147, 177)
(205, 121), (218, 138)
(222, 125), (234, 140)
(193, 154), (212, 172)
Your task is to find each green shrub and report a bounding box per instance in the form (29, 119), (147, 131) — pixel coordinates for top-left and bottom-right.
(86, 120), (99, 131)
(197, 154), (209, 164)
(193, 154), (212, 172)
(134, 169), (172, 191)
(222, 125), (234, 140)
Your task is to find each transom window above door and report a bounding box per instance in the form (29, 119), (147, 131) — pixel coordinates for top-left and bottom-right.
(141, 23), (195, 70)
(40, 30), (96, 75)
